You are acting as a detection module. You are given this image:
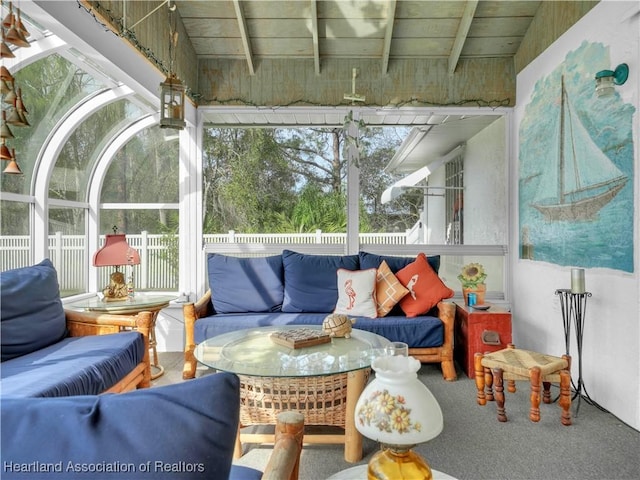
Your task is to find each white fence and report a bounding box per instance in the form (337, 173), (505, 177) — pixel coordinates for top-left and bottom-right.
(1, 230), (508, 300)
(0, 232), (178, 293)
(205, 230), (408, 245)
(0, 230), (409, 293)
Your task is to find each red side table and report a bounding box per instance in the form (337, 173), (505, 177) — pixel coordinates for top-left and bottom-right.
(455, 303), (512, 378)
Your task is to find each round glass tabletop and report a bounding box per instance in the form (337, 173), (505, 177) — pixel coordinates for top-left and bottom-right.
(67, 294), (177, 313)
(195, 326), (390, 378)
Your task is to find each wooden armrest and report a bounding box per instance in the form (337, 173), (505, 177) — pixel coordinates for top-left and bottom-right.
(436, 301), (457, 381)
(183, 290), (213, 380)
(437, 301), (456, 333)
(65, 309), (153, 331)
(261, 411), (304, 480)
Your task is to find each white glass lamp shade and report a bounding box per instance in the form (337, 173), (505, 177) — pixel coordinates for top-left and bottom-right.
(355, 355), (443, 447)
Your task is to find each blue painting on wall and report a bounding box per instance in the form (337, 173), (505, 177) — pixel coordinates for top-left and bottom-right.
(519, 41), (635, 273)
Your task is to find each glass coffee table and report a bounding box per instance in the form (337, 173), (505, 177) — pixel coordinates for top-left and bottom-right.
(194, 325), (390, 463)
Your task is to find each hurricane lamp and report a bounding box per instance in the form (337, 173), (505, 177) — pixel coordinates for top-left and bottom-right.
(93, 228), (140, 301)
(355, 355), (443, 479)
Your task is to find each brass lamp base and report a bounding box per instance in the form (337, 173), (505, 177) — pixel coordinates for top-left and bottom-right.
(102, 270), (129, 301)
(367, 446), (433, 480)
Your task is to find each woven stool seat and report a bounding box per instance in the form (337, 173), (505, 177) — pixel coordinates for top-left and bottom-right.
(474, 344), (572, 426)
(481, 348), (568, 377)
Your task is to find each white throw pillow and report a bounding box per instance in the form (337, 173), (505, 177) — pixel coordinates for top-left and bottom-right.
(334, 268), (378, 318)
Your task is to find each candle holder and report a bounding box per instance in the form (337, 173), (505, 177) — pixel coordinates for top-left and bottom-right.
(554, 289), (594, 416)
(570, 268), (585, 294)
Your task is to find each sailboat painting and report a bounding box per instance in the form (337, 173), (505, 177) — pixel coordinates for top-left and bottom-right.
(519, 42), (635, 273)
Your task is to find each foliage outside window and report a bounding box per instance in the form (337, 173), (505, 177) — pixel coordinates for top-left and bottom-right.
(100, 127), (180, 291)
(202, 126), (416, 236)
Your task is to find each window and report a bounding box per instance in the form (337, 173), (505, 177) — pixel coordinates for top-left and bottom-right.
(446, 155), (464, 245)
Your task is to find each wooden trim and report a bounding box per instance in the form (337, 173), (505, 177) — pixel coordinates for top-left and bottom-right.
(102, 362), (147, 393)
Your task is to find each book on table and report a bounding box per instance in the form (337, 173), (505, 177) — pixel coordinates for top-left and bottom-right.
(269, 328), (331, 349)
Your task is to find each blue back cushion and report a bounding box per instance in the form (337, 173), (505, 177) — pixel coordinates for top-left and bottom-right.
(0, 372), (241, 480)
(359, 251), (441, 274)
(0, 259), (67, 362)
(207, 254), (284, 313)
(281, 250), (359, 313)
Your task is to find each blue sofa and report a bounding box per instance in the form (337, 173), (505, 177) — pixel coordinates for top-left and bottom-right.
(183, 250), (457, 381)
(0, 259), (152, 398)
(1, 372), (303, 480)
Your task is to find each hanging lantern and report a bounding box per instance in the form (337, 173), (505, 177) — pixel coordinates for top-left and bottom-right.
(159, 73), (185, 130)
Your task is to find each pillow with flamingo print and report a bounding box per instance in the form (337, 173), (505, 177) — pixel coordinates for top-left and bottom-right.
(396, 253), (454, 317)
(334, 268), (378, 318)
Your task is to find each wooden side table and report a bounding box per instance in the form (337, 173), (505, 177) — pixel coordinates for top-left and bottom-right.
(66, 294), (176, 380)
(454, 303), (512, 378)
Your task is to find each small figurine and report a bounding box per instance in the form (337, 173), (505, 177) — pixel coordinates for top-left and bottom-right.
(322, 313), (356, 338)
(103, 270), (129, 301)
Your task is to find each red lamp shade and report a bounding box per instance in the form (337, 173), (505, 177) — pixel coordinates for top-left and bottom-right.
(93, 234), (140, 267)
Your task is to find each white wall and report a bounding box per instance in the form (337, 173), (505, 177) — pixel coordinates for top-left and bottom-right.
(465, 116), (508, 246)
(463, 117), (509, 297)
(512, 1), (639, 429)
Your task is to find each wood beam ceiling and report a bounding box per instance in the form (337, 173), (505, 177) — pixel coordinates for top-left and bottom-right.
(381, 0), (396, 75)
(232, 0), (254, 75)
(448, 0), (478, 75)
(310, 0), (320, 75)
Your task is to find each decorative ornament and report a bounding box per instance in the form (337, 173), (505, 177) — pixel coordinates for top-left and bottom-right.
(322, 313), (355, 338)
(458, 262), (487, 305)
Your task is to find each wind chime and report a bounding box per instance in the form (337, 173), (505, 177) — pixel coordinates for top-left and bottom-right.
(1, 0), (30, 175)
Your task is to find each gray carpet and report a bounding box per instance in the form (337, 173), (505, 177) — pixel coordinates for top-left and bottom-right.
(154, 353), (639, 480)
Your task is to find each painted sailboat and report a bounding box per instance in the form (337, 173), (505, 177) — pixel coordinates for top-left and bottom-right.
(531, 77), (628, 221)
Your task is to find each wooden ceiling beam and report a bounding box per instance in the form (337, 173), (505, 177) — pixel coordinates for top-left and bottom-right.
(448, 0), (478, 75)
(311, 0), (320, 75)
(381, 0), (397, 75)
(232, 0), (255, 75)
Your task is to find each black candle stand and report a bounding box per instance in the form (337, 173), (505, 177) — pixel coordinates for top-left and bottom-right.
(555, 289), (597, 416)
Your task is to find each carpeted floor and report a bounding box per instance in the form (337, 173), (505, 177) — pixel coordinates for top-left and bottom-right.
(153, 352), (639, 480)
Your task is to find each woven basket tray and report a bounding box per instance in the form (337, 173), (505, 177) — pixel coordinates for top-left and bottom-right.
(238, 370), (370, 427)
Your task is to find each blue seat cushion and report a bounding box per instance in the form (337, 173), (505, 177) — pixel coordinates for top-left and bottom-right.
(0, 331), (145, 398)
(229, 465), (263, 480)
(0, 259), (67, 362)
(281, 250), (359, 313)
(0, 372), (240, 480)
(207, 253), (284, 313)
(194, 312), (443, 349)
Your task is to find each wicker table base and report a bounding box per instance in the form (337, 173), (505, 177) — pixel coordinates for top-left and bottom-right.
(194, 326), (389, 463)
(235, 369), (370, 463)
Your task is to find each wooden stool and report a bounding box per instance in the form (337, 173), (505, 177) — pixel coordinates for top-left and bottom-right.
(474, 344), (572, 426)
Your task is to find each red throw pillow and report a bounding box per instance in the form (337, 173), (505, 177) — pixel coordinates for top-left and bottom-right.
(396, 253), (454, 317)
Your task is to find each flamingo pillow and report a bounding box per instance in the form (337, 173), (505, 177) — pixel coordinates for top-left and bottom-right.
(396, 253), (454, 317)
(334, 268), (378, 318)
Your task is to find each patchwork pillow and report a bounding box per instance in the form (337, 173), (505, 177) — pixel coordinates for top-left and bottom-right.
(334, 268), (378, 318)
(0, 373), (241, 480)
(207, 254), (284, 313)
(359, 251), (441, 274)
(375, 260), (410, 317)
(282, 250), (359, 313)
(0, 259), (67, 362)
(396, 253), (454, 318)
